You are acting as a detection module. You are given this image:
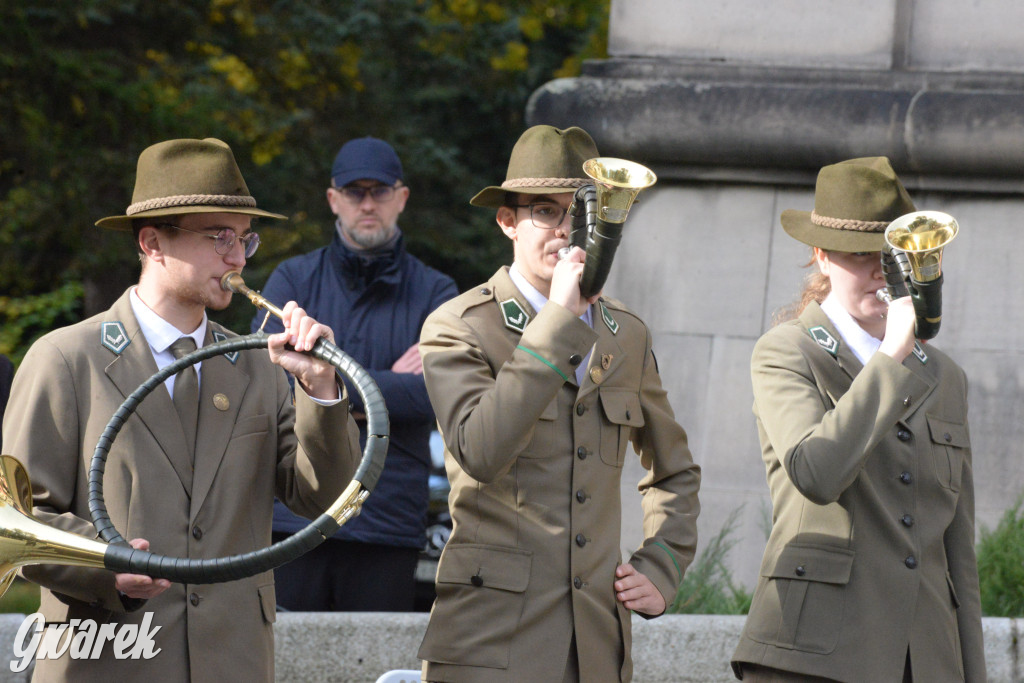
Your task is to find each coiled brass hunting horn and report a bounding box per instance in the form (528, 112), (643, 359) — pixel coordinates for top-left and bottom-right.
(0, 272), (388, 596)
(566, 158), (657, 298)
(878, 210), (959, 340)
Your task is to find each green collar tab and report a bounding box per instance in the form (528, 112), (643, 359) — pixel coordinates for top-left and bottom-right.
(101, 321), (131, 355)
(912, 341), (928, 364)
(212, 330), (238, 364)
(808, 325), (839, 357)
(500, 298), (530, 333)
(600, 302), (619, 335)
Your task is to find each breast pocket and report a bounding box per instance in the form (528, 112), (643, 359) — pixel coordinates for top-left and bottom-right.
(417, 544), (532, 669)
(746, 544), (854, 654)
(926, 415), (969, 492)
(598, 389), (644, 467)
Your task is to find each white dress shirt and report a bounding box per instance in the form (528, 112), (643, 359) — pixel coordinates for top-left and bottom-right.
(820, 292), (883, 366)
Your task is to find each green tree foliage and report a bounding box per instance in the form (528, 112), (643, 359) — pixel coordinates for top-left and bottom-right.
(0, 1), (608, 343)
(977, 496), (1024, 616)
(0, 283), (84, 363)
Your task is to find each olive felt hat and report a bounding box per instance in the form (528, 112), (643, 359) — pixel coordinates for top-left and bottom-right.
(95, 138), (287, 231)
(780, 156), (916, 252)
(470, 125), (599, 209)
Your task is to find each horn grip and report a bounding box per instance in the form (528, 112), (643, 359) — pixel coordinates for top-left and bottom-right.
(909, 275), (943, 340)
(578, 219), (624, 299)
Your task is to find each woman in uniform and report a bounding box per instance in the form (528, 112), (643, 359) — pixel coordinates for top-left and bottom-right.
(731, 157), (985, 682)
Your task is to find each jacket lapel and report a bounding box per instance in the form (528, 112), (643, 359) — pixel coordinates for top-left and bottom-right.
(190, 325), (250, 523)
(489, 269), (540, 367)
(577, 300), (624, 401)
(899, 341), (939, 418)
(799, 303), (858, 398)
(102, 292), (195, 496)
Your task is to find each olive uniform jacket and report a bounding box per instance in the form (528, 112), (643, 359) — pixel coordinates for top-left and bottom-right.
(2, 289), (360, 683)
(731, 302), (985, 682)
(417, 268), (701, 682)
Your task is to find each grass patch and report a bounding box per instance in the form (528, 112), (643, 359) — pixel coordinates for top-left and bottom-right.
(668, 506), (751, 615)
(978, 497), (1024, 617)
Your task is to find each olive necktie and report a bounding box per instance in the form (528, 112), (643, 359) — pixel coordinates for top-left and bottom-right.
(169, 337), (198, 462)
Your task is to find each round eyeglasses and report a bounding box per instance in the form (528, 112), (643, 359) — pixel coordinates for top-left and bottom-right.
(334, 184), (401, 204)
(511, 203), (569, 229)
(156, 223), (261, 258)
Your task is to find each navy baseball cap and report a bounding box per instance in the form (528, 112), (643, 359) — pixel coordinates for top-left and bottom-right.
(330, 137), (404, 188)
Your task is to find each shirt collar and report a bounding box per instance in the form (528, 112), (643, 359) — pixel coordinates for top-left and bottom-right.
(820, 292), (881, 365)
(508, 263), (593, 329)
(129, 287), (208, 353)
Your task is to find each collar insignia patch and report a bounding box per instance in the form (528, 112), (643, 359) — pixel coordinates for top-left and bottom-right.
(808, 326), (839, 357)
(500, 298), (529, 333)
(100, 321), (131, 355)
(600, 302), (619, 335)
(912, 341), (928, 365)
(212, 331), (238, 364)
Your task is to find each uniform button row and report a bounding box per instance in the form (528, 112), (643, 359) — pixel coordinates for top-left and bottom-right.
(901, 514), (914, 527)
(899, 471), (912, 485)
(905, 556), (917, 569)
(576, 489), (588, 503)
(575, 533), (588, 547)
(577, 447), (588, 460)
(573, 576), (583, 589)
(189, 593), (201, 606)
(192, 526), (203, 540)
(576, 404), (586, 416)
(897, 428), (911, 442)
(569, 353), (583, 366)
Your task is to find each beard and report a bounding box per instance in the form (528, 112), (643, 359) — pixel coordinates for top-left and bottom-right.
(341, 220), (398, 251)
(170, 274), (230, 312)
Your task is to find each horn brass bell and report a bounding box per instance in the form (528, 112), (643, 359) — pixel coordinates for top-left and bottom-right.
(884, 210), (958, 283)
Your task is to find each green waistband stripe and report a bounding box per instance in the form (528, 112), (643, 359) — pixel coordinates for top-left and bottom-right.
(653, 541), (683, 582)
(516, 345), (570, 383)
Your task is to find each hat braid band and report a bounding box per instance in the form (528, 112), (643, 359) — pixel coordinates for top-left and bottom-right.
(501, 177), (590, 190)
(811, 210), (889, 233)
(127, 194), (258, 215)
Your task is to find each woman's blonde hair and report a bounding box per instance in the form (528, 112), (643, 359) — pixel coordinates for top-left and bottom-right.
(772, 250), (831, 325)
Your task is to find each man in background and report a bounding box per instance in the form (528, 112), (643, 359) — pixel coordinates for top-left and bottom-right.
(255, 136), (458, 611)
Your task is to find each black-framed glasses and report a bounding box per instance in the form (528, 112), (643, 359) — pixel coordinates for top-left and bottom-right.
(156, 223), (261, 258)
(333, 183), (402, 204)
(511, 203), (569, 229)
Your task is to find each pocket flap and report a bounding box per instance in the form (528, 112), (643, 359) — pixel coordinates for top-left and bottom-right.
(258, 583), (277, 624)
(437, 544), (532, 593)
(599, 389), (644, 428)
(764, 544), (854, 585)
(539, 397), (558, 421)
(946, 572), (961, 609)
(926, 415), (969, 448)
